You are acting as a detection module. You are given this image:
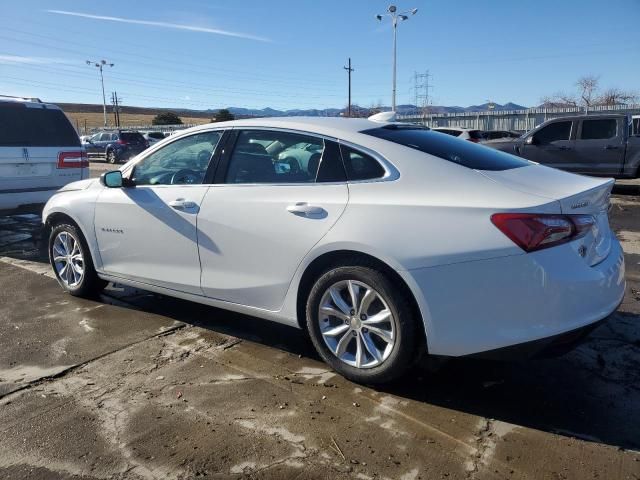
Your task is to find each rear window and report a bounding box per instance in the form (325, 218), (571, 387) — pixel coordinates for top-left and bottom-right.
(148, 132), (165, 139)
(120, 132), (145, 143)
(0, 104), (80, 147)
(363, 126), (529, 171)
(469, 130), (485, 140)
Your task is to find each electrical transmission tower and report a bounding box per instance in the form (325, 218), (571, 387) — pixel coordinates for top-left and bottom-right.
(413, 71), (432, 122)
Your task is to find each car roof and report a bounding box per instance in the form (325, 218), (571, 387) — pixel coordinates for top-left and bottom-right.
(186, 116), (397, 138)
(0, 95), (61, 110)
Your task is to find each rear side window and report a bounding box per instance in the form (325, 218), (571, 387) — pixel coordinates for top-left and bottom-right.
(339, 145), (386, 180)
(363, 126), (529, 171)
(0, 105), (80, 147)
(534, 121), (572, 143)
(580, 119), (617, 140)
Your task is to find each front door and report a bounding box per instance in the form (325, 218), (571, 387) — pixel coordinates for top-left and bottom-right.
(521, 120), (577, 171)
(197, 128), (349, 311)
(94, 130), (224, 294)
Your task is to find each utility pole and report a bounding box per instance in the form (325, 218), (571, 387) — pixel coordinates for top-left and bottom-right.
(413, 70), (432, 124)
(343, 58), (354, 117)
(111, 92), (122, 127)
(86, 59), (114, 127)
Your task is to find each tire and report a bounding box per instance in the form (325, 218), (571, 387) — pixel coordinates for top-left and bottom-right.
(49, 223), (107, 297)
(107, 150), (117, 164)
(306, 265), (419, 384)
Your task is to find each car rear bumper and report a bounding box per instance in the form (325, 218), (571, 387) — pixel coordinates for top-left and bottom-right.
(405, 232), (626, 357)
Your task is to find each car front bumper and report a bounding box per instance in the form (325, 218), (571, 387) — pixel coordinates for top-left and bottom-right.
(405, 233), (626, 357)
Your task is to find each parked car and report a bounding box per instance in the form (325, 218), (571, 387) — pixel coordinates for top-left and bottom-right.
(482, 130), (521, 141)
(142, 131), (167, 146)
(0, 96), (87, 214)
(43, 117), (624, 384)
(83, 130), (148, 164)
(486, 114), (640, 178)
(431, 127), (485, 143)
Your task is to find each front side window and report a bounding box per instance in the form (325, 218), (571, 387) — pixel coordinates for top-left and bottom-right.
(131, 131), (222, 186)
(580, 119), (617, 140)
(225, 130), (345, 184)
(534, 121), (572, 144)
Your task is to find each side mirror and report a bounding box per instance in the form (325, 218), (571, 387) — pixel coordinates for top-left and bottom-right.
(100, 170), (123, 188)
(525, 135), (539, 146)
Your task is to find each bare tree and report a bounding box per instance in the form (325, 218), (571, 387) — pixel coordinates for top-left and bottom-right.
(540, 92), (578, 108)
(541, 75), (637, 109)
(576, 75), (600, 109)
(598, 87), (639, 106)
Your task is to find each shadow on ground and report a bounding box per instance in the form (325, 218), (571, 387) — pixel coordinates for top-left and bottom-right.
(2, 212), (639, 453)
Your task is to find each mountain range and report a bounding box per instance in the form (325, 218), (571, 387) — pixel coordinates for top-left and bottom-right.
(58, 101), (528, 120)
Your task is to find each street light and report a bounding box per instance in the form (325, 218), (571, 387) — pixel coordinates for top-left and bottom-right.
(86, 59), (114, 127)
(376, 5), (418, 112)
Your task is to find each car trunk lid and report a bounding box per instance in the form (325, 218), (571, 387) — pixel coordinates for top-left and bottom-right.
(479, 164), (614, 265)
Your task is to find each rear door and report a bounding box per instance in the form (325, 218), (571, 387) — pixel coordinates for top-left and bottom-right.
(521, 120), (577, 171)
(197, 128), (349, 310)
(0, 102), (84, 198)
(574, 117), (624, 176)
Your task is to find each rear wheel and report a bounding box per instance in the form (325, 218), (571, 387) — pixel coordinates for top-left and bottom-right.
(107, 150), (117, 164)
(49, 223), (107, 297)
(306, 265), (419, 384)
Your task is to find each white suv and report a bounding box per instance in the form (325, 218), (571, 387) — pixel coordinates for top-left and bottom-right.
(0, 96), (87, 213)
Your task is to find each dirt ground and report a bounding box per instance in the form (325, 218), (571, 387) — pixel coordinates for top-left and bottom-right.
(0, 170), (638, 479)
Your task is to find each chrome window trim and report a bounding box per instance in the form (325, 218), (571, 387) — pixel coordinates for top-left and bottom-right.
(217, 126), (398, 187)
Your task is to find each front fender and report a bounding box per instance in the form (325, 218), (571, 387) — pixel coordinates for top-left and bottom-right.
(43, 186), (103, 271)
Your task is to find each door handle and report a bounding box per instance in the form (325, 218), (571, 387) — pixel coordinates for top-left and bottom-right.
(169, 198), (197, 209)
(604, 145), (619, 150)
(286, 202), (325, 217)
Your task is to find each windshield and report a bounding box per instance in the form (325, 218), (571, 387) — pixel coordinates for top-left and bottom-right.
(363, 126), (529, 171)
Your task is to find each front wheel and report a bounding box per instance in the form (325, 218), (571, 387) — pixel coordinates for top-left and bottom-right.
(306, 265), (419, 384)
(49, 223), (107, 297)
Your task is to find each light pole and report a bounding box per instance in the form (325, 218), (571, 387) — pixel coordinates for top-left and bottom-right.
(86, 59), (114, 127)
(376, 5), (417, 112)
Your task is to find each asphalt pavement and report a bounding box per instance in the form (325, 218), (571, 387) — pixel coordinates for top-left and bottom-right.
(0, 165), (638, 479)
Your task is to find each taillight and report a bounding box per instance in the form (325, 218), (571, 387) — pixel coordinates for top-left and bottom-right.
(57, 151), (89, 169)
(491, 213), (595, 252)
(117, 139), (127, 145)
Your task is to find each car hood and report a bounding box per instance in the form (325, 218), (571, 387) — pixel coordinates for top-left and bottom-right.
(57, 178), (98, 192)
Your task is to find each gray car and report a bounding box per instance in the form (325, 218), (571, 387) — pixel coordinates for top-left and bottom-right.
(486, 114), (640, 178)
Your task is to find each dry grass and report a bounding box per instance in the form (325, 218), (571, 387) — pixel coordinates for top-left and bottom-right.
(64, 111), (211, 133)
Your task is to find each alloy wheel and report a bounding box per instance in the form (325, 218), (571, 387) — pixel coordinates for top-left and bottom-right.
(52, 231), (85, 288)
(318, 280), (397, 369)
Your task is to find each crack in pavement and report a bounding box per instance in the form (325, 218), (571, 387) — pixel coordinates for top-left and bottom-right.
(0, 323), (187, 403)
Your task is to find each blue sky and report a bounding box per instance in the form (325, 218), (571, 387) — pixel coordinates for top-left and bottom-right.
(1, 0), (638, 111)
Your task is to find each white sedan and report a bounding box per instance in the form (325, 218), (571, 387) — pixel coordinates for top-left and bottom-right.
(42, 117), (625, 384)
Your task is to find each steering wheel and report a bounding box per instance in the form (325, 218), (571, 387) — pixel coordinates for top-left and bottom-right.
(170, 169), (200, 185)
